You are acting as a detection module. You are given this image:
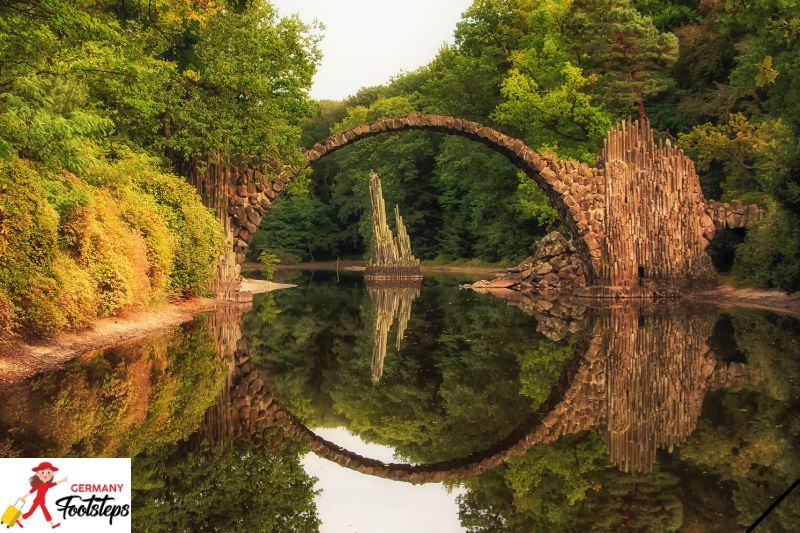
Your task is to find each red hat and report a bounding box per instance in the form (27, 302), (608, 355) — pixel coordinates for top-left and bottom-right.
(31, 461), (58, 472)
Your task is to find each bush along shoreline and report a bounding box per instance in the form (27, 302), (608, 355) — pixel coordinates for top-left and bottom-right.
(0, 154), (225, 340)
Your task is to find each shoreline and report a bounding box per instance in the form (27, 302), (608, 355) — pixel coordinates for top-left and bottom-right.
(686, 284), (800, 317)
(0, 280), (295, 387)
(465, 282), (800, 317)
(2, 276), (797, 389)
(243, 261), (507, 275)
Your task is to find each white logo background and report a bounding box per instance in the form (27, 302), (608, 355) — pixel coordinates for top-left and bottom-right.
(0, 458), (131, 533)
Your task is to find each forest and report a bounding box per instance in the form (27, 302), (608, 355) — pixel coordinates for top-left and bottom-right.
(3, 0), (800, 341)
(254, 0), (800, 296)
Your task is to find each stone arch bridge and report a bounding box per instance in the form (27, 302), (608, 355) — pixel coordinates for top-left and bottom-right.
(199, 302), (760, 482)
(182, 114), (760, 299)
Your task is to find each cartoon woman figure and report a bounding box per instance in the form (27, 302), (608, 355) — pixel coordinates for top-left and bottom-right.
(15, 461), (67, 529)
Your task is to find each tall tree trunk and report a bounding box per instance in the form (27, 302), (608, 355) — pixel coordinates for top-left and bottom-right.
(636, 88), (647, 124)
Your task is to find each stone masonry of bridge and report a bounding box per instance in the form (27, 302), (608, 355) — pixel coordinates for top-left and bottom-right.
(200, 301), (760, 483)
(183, 114), (760, 299)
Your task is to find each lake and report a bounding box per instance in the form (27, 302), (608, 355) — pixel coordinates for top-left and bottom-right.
(1, 270), (798, 532)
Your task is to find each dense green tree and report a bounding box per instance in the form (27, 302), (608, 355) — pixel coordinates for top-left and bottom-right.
(569, 0), (680, 123)
(132, 443), (319, 533)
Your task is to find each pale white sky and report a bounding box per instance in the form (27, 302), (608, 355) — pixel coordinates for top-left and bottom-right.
(302, 427), (467, 533)
(270, 0), (473, 100)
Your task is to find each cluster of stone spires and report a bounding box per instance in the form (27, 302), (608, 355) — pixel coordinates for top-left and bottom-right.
(366, 170), (421, 278)
(364, 169), (422, 382)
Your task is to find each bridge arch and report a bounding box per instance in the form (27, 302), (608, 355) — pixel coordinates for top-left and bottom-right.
(218, 113), (604, 282)
(216, 114), (760, 297)
(296, 113), (600, 281)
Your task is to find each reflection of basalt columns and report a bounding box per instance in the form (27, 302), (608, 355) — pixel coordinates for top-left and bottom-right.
(366, 281), (421, 383)
(600, 305), (718, 473)
(365, 171), (422, 280)
(469, 288), (590, 341)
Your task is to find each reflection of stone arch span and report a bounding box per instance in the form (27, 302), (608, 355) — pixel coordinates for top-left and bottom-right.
(218, 328), (603, 484)
(201, 303), (762, 483)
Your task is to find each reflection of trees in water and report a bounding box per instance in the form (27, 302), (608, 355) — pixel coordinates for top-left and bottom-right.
(482, 293), (760, 474)
(457, 296), (800, 532)
(0, 308), (236, 458)
(240, 274), (542, 463)
(366, 280), (421, 383)
(0, 303), (320, 532)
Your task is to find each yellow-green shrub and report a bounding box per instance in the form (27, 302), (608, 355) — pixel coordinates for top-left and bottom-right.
(0, 289), (14, 339)
(0, 155), (225, 339)
(83, 191), (153, 314)
(0, 160), (65, 337)
(52, 254), (96, 329)
(0, 316), (226, 457)
(87, 154), (225, 296)
(118, 189), (176, 300)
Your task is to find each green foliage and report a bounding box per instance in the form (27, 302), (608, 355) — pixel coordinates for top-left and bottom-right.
(633, 0), (702, 31)
(503, 432), (609, 530)
(679, 113), (790, 200)
(161, 1), (321, 162)
(132, 443), (319, 533)
(258, 249), (281, 280)
(0, 156), (224, 338)
(517, 335), (574, 406)
(435, 137), (557, 261)
(0, 0), (321, 337)
(458, 430), (685, 532)
(253, 192), (343, 262)
(124, 160), (226, 295)
(730, 206), (800, 292)
(495, 60), (612, 163)
(569, 0), (680, 122)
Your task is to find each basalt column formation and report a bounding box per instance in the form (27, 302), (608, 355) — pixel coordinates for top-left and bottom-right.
(365, 171), (422, 280)
(175, 157), (288, 299)
(592, 120), (718, 297)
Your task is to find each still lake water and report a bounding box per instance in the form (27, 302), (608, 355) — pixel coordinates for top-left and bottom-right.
(1, 270), (799, 532)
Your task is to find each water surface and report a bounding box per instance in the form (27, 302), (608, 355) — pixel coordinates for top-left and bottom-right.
(1, 270), (798, 532)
